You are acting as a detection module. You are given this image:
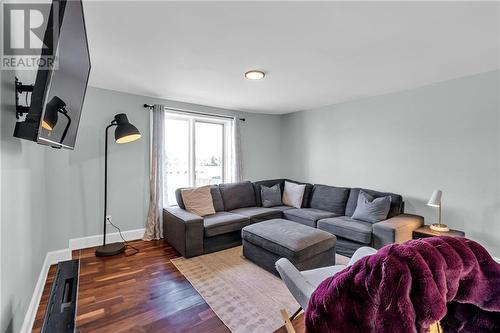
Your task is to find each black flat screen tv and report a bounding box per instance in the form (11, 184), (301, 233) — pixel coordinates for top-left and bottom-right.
(13, 0), (91, 149)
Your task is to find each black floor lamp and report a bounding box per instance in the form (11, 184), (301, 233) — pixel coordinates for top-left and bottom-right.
(95, 113), (141, 257)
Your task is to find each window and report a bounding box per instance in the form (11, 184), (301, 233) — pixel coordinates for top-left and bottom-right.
(163, 111), (235, 206)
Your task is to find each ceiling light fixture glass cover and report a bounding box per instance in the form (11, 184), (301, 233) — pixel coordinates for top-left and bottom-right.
(245, 70), (265, 80)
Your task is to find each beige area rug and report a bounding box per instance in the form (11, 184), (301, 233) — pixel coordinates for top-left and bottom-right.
(172, 246), (349, 333)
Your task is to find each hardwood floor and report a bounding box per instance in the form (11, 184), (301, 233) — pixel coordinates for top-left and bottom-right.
(32, 240), (304, 333)
(32, 265), (57, 333)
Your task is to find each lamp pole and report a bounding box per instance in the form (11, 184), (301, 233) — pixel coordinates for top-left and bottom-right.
(59, 111), (72, 144)
(95, 119), (125, 256)
(103, 121), (116, 247)
(438, 200), (442, 226)
(95, 114), (141, 257)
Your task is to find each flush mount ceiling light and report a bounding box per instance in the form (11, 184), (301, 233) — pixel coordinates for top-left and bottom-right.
(245, 70), (265, 80)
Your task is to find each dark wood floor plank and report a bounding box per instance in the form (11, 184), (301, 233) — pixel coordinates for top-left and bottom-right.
(32, 239), (231, 333)
(32, 239), (304, 333)
(32, 265), (57, 333)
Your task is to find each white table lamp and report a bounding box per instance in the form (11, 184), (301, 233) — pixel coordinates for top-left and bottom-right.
(427, 189), (449, 232)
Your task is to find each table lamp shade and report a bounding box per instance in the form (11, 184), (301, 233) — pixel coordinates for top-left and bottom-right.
(427, 189), (442, 207)
(427, 189), (449, 232)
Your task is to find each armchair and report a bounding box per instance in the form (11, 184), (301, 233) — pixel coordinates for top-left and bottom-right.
(275, 247), (377, 311)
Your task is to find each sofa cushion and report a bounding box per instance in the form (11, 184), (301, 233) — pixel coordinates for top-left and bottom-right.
(269, 205), (294, 212)
(345, 188), (403, 219)
(309, 184), (350, 215)
(210, 186), (225, 212)
(219, 181), (256, 211)
(180, 186), (216, 216)
(176, 185), (224, 212)
(318, 216), (373, 244)
(284, 208), (338, 228)
(285, 179), (313, 208)
(282, 181), (306, 209)
(352, 190), (392, 223)
(261, 184), (283, 208)
(254, 179), (312, 208)
(230, 207), (283, 223)
(253, 179), (285, 206)
(203, 212), (250, 237)
(242, 219), (336, 262)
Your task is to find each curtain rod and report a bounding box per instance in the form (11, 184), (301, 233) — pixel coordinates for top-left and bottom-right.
(143, 104), (246, 121)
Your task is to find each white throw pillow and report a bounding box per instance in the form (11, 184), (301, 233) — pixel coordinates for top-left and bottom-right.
(181, 185), (216, 217)
(282, 181), (306, 208)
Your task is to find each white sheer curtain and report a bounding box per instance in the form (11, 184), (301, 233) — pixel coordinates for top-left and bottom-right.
(232, 116), (243, 182)
(143, 104), (165, 240)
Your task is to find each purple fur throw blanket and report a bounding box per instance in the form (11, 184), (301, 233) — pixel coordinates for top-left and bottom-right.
(305, 236), (500, 333)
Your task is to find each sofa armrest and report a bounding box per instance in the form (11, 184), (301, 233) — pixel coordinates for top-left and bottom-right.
(163, 207), (204, 258)
(372, 214), (424, 249)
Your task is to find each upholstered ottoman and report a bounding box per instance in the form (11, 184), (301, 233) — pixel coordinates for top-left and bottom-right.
(242, 219), (337, 275)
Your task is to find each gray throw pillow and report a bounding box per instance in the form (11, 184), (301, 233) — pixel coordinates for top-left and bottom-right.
(261, 184), (282, 208)
(352, 190), (392, 223)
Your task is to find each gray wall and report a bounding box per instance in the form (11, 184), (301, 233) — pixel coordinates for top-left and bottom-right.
(44, 86), (282, 251)
(1, 70), (50, 332)
(1, 4), (51, 330)
(280, 70), (500, 257)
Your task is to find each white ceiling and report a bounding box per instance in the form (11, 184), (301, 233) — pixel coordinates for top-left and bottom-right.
(84, 1), (500, 114)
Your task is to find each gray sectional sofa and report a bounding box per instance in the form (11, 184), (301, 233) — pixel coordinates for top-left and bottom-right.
(163, 179), (424, 257)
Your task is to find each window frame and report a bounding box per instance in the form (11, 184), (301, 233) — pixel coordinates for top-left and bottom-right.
(164, 111), (233, 206)
(193, 119), (226, 187)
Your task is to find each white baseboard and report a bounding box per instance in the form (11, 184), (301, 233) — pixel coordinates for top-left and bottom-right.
(20, 248), (72, 333)
(69, 228), (145, 250)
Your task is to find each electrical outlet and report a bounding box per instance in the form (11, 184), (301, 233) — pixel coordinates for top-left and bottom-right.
(106, 215), (112, 224)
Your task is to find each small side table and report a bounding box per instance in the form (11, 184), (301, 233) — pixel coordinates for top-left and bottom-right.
(413, 225), (465, 239)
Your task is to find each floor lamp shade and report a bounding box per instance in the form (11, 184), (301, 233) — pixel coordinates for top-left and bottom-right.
(95, 113), (141, 257)
(114, 113), (141, 143)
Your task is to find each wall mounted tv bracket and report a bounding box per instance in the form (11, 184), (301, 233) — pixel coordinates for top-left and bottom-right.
(15, 77), (34, 119)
